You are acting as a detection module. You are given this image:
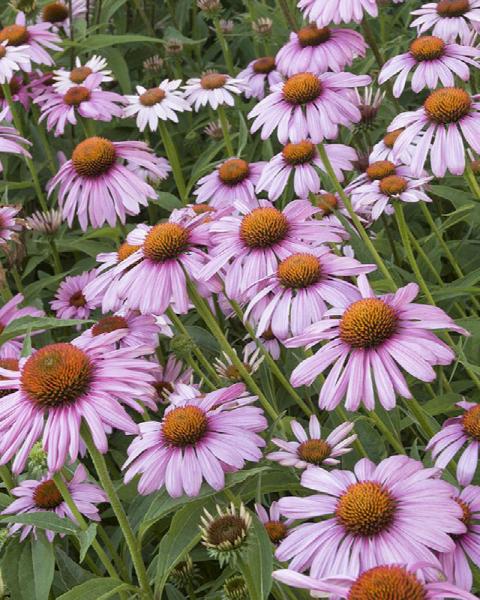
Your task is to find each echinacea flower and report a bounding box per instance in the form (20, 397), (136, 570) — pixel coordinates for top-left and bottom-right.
(248, 71), (371, 144)
(411, 0), (480, 44)
(0, 293), (44, 359)
(255, 501), (293, 544)
(53, 55), (113, 93)
(125, 154), (171, 186)
(267, 415), (356, 469)
(0, 41), (31, 83)
(50, 270), (98, 320)
(0, 77), (30, 121)
(286, 275), (467, 411)
(200, 502), (252, 565)
(0, 330), (156, 474)
(194, 157), (266, 209)
(0, 205), (21, 244)
(389, 87), (480, 176)
(297, 0), (378, 27)
(40, 0), (86, 34)
(370, 128), (412, 164)
(35, 73), (125, 136)
(256, 141), (357, 201)
(0, 120), (31, 174)
(123, 80), (191, 131)
(427, 399), (480, 485)
(273, 564), (477, 600)
(237, 56), (283, 100)
(25, 208), (63, 236)
(200, 199), (343, 302)
(276, 24), (366, 76)
(151, 355), (193, 403)
(183, 72), (245, 110)
(0, 11), (61, 66)
(276, 455), (466, 577)
(245, 248), (375, 339)
(2, 464), (105, 542)
(123, 382), (267, 497)
(379, 35), (480, 97)
(47, 136), (164, 230)
(214, 345), (264, 382)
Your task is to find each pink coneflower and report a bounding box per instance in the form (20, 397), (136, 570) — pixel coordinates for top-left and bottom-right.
(123, 382), (267, 497)
(256, 141), (357, 201)
(193, 157), (265, 209)
(53, 55), (113, 93)
(255, 501), (293, 545)
(0, 205), (21, 244)
(0, 119), (31, 174)
(40, 0), (86, 34)
(389, 87), (480, 176)
(427, 399), (480, 485)
(50, 270), (98, 320)
(35, 73), (125, 136)
(440, 485), (480, 591)
(0, 294), (44, 359)
(276, 24), (366, 76)
(151, 355), (193, 403)
(183, 72), (245, 110)
(0, 41), (31, 83)
(123, 80), (191, 131)
(2, 464), (105, 542)
(273, 564), (478, 599)
(0, 76), (30, 121)
(200, 199), (343, 302)
(126, 154), (171, 186)
(47, 136), (164, 230)
(0, 11), (61, 66)
(244, 329), (282, 360)
(286, 275), (467, 411)
(245, 248), (375, 339)
(379, 35), (480, 97)
(297, 0), (378, 27)
(411, 0), (480, 44)
(267, 415), (356, 469)
(248, 71), (371, 144)
(0, 331), (156, 473)
(237, 56), (283, 100)
(276, 455), (465, 578)
(370, 128), (412, 164)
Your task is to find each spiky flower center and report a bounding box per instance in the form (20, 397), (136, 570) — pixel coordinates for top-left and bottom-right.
(283, 72), (322, 105)
(91, 315), (128, 336)
(462, 404), (480, 440)
(436, 0), (470, 17)
(424, 87), (471, 123)
(264, 520), (288, 543)
(143, 223), (190, 262)
(366, 160), (396, 181)
(315, 192), (338, 215)
(278, 253), (321, 289)
(64, 86), (91, 106)
(205, 514), (248, 547)
(0, 358), (18, 398)
(223, 364), (250, 381)
(162, 405), (208, 447)
(348, 566), (426, 600)
(193, 204), (215, 215)
(297, 438), (331, 465)
(70, 66), (92, 84)
(153, 380), (174, 400)
(297, 24), (331, 47)
(410, 36), (445, 61)
(282, 140), (316, 165)
(42, 2), (69, 23)
(240, 207), (289, 248)
(69, 290), (86, 307)
(253, 56), (276, 74)
(21, 343), (92, 408)
(383, 129), (403, 148)
(340, 298), (398, 349)
(0, 25), (29, 46)
(72, 137), (117, 178)
(455, 497), (473, 530)
(117, 242), (140, 262)
(218, 158), (250, 184)
(379, 175), (407, 196)
(139, 87), (166, 106)
(223, 575), (249, 600)
(336, 481), (396, 537)
(201, 73), (228, 89)
(33, 479), (64, 510)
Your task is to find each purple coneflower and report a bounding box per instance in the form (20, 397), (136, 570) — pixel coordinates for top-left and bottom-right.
(151, 355), (193, 403)
(411, 0), (480, 44)
(123, 382), (267, 497)
(0, 41), (31, 83)
(125, 154), (171, 185)
(50, 270), (98, 320)
(194, 157), (265, 209)
(47, 136), (164, 230)
(0, 119), (31, 173)
(53, 55), (113, 93)
(297, 0), (378, 27)
(0, 331), (156, 473)
(2, 464), (106, 542)
(286, 275), (467, 411)
(0, 77), (30, 121)
(0, 205), (21, 244)
(267, 415), (356, 469)
(255, 501), (293, 544)
(183, 72), (245, 110)
(0, 293), (44, 359)
(40, 0), (86, 34)
(370, 128), (411, 164)
(248, 71), (371, 144)
(244, 329), (282, 360)
(276, 455), (466, 577)
(379, 35), (480, 97)
(389, 87), (480, 176)
(237, 56), (283, 100)
(276, 24), (366, 76)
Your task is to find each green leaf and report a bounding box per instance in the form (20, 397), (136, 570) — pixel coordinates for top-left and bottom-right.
(55, 548), (94, 591)
(31, 533), (55, 600)
(57, 577), (137, 600)
(101, 47), (131, 94)
(0, 316), (91, 346)
(73, 33), (163, 50)
(100, 0), (129, 22)
(0, 511), (79, 535)
(78, 523), (98, 563)
(155, 192), (183, 211)
(238, 516), (273, 600)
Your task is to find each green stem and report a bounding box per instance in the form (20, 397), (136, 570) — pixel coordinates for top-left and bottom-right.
(0, 466), (14, 492)
(48, 238), (63, 275)
(361, 19), (384, 66)
(132, 0), (155, 35)
(367, 410), (406, 454)
(158, 121), (187, 203)
(465, 166), (480, 200)
(97, 524), (131, 583)
(381, 213), (400, 265)
(402, 396), (435, 441)
(217, 105), (234, 157)
(11, 268), (24, 294)
(81, 426), (154, 599)
(277, 0), (297, 31)
(213, 17), (234, 74)
(31, 105), (57, 176)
